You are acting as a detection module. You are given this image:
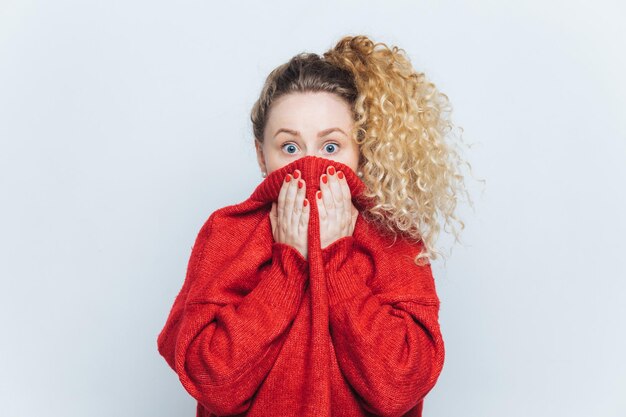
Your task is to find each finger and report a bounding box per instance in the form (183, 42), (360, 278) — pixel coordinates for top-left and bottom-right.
(326, 165), (345, 214)
(336, 169), (353, 229)
(320, 172), (336, 223)
(284, 172), (298, 228)
(299, 197), (309, 233)
(277, 173), (291, 224)
(292, 177), (305, 229)
(277, 174), (295, 241)
(350, 203), (359, 235)
(269, 201), (277, 235)
(316, 189), (327, 221)
(328, 169), (346, 231)
(337, 170), (352, 205)
(320, 173), (334, 210)
(270, 201), (276, 223)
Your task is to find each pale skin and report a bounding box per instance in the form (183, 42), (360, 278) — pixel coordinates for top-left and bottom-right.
(255, 91), (361, 259)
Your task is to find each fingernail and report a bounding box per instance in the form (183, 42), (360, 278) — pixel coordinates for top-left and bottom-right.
(303, 199), (308, 207)
(285, 174), (292, 183)
(316, 190), (322, 199)
(328, 166), (335, 175)
(322, 174), (328, 184)
(298, 180), (303, 189)
(337, 171), (344, 179)
(293, 170), (300, 179)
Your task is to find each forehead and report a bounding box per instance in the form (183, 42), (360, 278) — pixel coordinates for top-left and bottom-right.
(267, 92), (353, 129)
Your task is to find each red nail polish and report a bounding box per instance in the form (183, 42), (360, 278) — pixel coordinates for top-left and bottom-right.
(317, 191), (322, 199)
(322, 174), (328, 184)
(337, 171), (344, 179)
(303, 199), (308, 207)
(298, 180), (303, 189)
(293, 170), (300, 179)
(285, 174), (291, 183)
(328, 166), (335, 175)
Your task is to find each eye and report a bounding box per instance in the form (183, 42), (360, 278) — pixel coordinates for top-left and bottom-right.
(282, 142), (298, 154)
(324, 142), (339, 154)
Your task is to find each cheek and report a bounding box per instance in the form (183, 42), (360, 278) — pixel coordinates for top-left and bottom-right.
(346, 146), (361, 172)
(267, 154), (293, 174)
(335, 157), (359, 176)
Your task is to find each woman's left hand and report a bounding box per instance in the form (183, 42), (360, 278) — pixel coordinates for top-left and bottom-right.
(316, 165), (359, 249)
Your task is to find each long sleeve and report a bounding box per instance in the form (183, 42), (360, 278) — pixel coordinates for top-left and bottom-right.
(157, 213), (309, 416)
(322, 235), (445, 417)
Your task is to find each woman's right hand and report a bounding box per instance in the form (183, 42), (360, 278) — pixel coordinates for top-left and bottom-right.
(269, 169), (310, 260)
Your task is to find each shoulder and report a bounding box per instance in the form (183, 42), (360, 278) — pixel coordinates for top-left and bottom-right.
(354, 214), (426, 261)
(195, 199), (268, 241)
(189, 202), (273, 262)
(354, 216), (438, 301)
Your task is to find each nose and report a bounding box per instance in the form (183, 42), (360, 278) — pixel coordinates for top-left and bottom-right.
(300, 147), (317, 158)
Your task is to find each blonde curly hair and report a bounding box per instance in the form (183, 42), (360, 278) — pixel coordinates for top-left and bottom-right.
(251, 34), (480, 265)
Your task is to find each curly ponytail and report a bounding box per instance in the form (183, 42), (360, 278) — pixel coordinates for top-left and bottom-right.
(323, 35), (477, 265)
(251, 35), (477, 265)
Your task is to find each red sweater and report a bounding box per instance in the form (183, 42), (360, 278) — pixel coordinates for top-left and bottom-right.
(157, 155), (445, 417)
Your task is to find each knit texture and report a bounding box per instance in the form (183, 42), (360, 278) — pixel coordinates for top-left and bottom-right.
(157, 155), (445, 417)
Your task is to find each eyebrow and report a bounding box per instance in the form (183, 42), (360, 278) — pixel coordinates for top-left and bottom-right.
(273, 127), (347, 138)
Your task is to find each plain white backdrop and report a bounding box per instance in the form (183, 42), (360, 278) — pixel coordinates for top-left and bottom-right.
(1, 1), (625, 416)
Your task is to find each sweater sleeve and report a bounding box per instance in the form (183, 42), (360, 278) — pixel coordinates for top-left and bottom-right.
(322, 235), (445, 417)
(157, 214), (309, 416)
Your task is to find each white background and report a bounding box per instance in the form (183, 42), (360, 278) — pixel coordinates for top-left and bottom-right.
(1, 1), (625, 416)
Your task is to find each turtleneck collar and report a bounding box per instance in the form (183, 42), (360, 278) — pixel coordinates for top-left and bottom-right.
(250, 155), (373, 211)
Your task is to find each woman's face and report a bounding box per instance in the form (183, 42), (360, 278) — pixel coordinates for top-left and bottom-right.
(255, 91), (360, 176)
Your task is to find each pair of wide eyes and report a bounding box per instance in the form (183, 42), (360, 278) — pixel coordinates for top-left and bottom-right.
(282, 142), (339, 155)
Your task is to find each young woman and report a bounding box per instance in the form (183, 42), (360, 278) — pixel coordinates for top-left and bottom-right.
(158, 35), (472, 417)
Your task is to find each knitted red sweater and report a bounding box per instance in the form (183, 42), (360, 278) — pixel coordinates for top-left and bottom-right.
(157, 155), (445, 417)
